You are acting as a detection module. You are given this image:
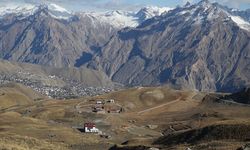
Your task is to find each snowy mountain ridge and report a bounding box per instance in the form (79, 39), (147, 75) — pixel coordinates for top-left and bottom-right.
(0, 1), (249, 30)
(0, 3), (37, 17)
(80, 6), (172, 28)
(0, 3), (172, 28)
(0, 3), (72, 19)
(174, 0), (250, 31)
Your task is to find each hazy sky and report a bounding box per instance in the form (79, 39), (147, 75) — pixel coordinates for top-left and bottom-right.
(1, 0), (250, 11)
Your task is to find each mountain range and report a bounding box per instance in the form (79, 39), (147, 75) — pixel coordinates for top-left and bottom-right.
(0, 0), (250, 92)
(0, 3), (171, 28)
(86, 0), (250, 92)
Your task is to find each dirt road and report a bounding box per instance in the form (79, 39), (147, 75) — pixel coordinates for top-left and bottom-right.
(137, 98), (181, 115)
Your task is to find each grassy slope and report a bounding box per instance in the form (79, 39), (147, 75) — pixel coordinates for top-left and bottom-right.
(0, 86), (249, 150)
(0, 83), (43, 109)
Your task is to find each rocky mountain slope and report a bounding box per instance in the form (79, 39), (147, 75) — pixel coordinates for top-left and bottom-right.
(0, 5), (116, 68)
(0, 59), (113, 87)
(87, 0), (250, 92)
(0, 4), (170, 68)
(0, 1), (249, 92)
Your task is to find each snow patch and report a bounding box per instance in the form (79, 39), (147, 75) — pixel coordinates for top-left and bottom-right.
(48, 3), (70, 14)
(0, 3), (37, 17)
(137, 6), (172, 20)
(0, 4), (171, 27)
(0, 3), (72, 20)
(86, 11), (138, 28)
(230, 16), (250, 31)
(81, 6), (172, 28)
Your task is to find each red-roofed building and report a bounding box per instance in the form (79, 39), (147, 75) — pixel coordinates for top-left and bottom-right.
(84, 123), (99, 133)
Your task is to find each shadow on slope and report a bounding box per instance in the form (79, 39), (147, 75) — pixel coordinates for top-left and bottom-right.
(154, 123), (250, 146)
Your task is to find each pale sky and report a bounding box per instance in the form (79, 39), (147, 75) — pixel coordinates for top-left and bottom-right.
(0, 0), (250, 11)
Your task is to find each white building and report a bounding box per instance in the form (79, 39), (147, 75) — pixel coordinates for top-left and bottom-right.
(84, 123), (99, 133)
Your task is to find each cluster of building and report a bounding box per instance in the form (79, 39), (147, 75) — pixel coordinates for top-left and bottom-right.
(0, 72), (115, 99)
(92, 99), (123, 114)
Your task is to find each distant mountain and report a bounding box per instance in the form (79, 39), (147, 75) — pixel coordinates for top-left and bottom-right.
(0, 3), (171, 28)
(234, 9), (250, 22)
(0, 3), (73, 20)
(84, 6), (172, 28)
(137, 6), (172, 20)
(0, 3), (37, 17)
(86, 0), (250, 92)
(225, 7), (250, 22)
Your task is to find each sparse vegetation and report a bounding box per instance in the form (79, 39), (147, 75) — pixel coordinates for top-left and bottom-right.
(0, 85), (250, 150)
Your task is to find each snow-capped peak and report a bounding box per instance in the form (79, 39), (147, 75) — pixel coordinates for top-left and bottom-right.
(198, 0), (211, 5)
(48, 3), (71, 14)
(177, 1), (222, 20)
(0, 3), (37, 17)
(175, 0), (250, 31)
(0, 3), (72, 20)
(81, 10), (139, 28)
(106, 10), (129, 16)
(46, 3), (72, 19)
(230, 16), (250, 31)
(184, 2), (191, 7)
(0, 4), (171, 27)
(78, 6), (172, 28)
(136, 6), (172, 20)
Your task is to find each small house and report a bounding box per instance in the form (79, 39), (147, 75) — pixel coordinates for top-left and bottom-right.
(96, 101), (103, 104)
(84, 123), (99, 133)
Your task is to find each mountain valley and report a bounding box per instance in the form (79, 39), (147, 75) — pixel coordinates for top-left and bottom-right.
(0, 0), (249, 92)
(0, 85), (249, 150)
(0, 60), (116, 99)
(0, 0), (249, 150)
